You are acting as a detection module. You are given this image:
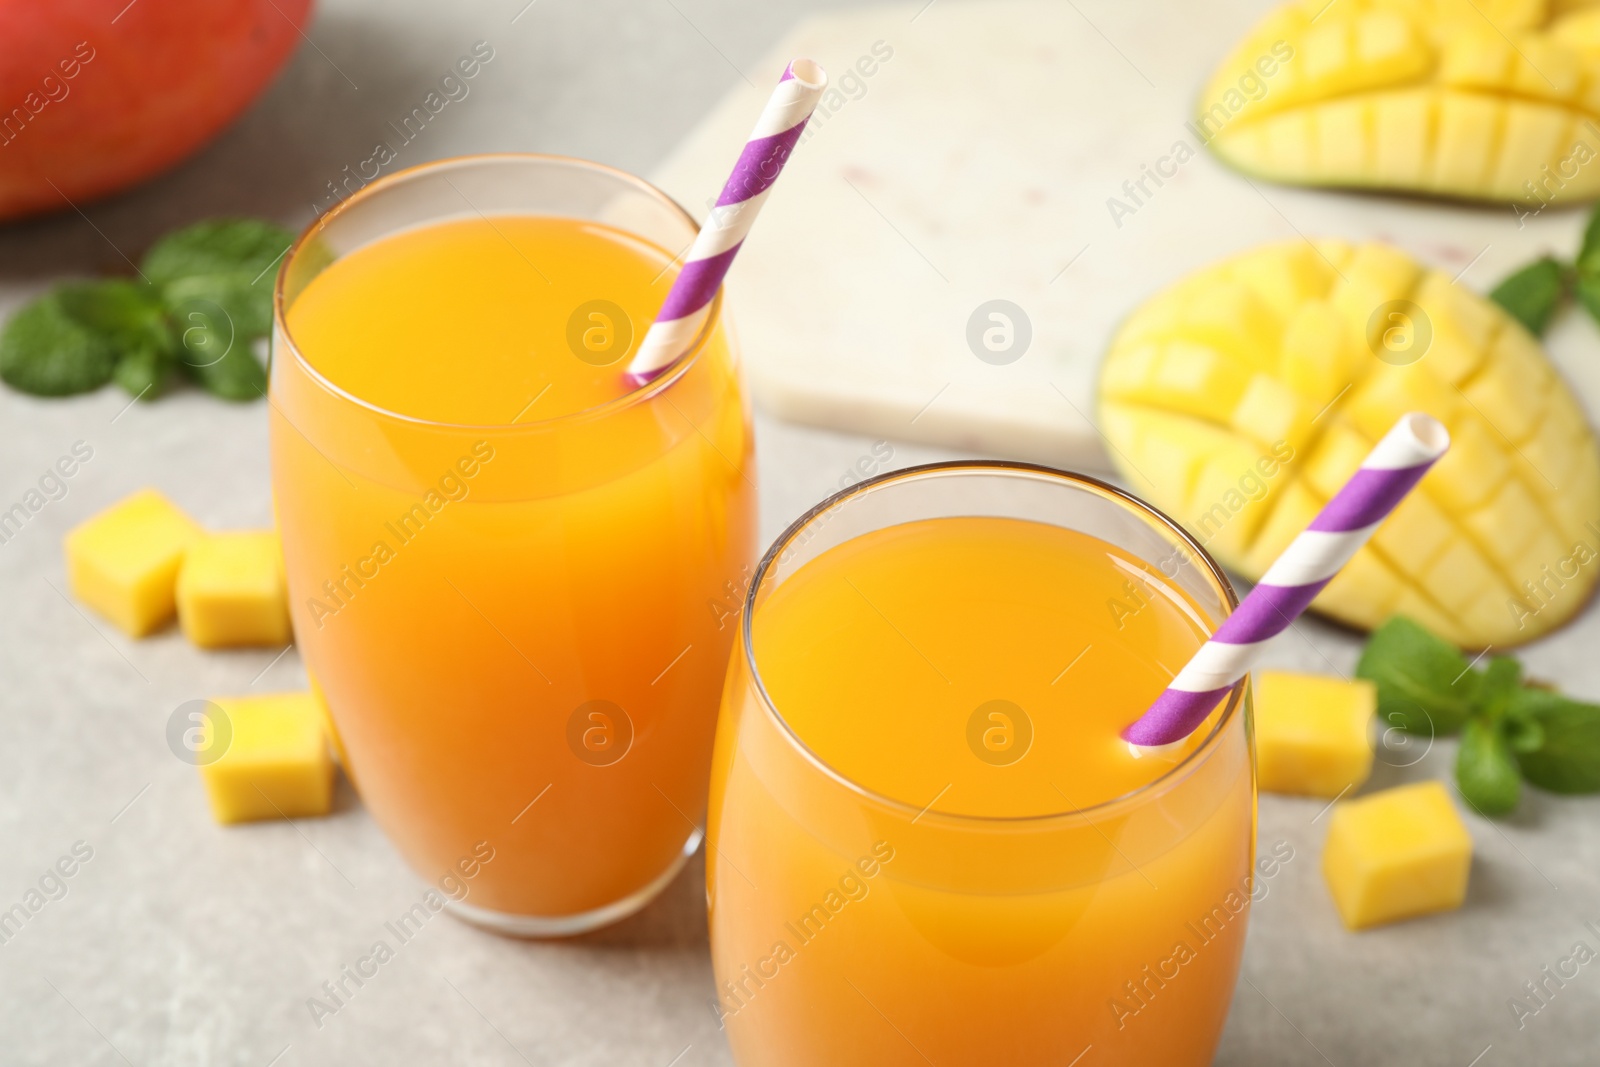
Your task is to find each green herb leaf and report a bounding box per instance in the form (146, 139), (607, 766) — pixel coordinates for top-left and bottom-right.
(112, 342), (176, 399)
(143, 218), (295, 290)
(166, 274), (273, 344)
(1489, 257), (1566, 337)
(1509, 688), (1600, 794)
(0, 291), (118, 396)
(1503, 707), (1546, 755)
(54, 280), (176, 399)
(1457, 717), (1522, 816)
(175, 301), (266, 402)
(1477, 656), (1523, 719)
(1356, 616), (1477, 736)
(144, 218), (294, 354)
(1575, 271), (1600, 327)
(1577, 202), (1600, 277)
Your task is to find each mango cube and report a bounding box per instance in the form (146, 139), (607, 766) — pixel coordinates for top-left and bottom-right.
(1254, 671), (1376, 797)
(65, 489), (201, 637)
(1322, 781), (1472, 930)
(198, 692), (334, 825)
(176, 531), (291, 648)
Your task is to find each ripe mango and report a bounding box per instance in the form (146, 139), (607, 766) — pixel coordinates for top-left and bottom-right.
(1098, 239), (1600, 647)
(1202, 0), (1600, 204)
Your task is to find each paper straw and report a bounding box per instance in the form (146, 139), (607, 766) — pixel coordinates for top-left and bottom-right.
(626, 59), (827, 382)
(1122, 413), (1451, 749)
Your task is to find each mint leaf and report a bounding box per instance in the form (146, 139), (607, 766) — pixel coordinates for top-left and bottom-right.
(55, 280), (176, 398)
(1457, 717), (1521, 816)
(183, 347), (266, 401)
(143, 218), (295, 290)
(1510, 689), (1600, 794)
(1356, 616), (1476, 736)
(1477, 657), (1523, 718)
(170, 290), (266, 401)
(1489, 257), (1565, 337)
(1575, 271), (1600, 328)
(0, 292), (118, 396)
(166, 274), (272, 344)
(113, 342), (175, 399)
(57, 279), (166, 341)
(1577, 202), (1600, 277)
(145, 219), (293, 354)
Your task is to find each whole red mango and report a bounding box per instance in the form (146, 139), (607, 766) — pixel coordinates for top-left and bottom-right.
(0, 0), (313, 221)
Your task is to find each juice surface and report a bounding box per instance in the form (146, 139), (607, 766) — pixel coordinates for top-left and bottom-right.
(752, 516), (1214, 818)
(287, 215), (663, 422)
(272, 211), (755, 918)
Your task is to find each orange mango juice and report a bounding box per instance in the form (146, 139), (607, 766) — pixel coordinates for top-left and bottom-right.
(708, 515), (1255, 1064)
(271, 211), (755, 921)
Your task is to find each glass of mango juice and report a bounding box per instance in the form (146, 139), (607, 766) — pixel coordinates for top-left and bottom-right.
(269, 155), (756, 935)
(708, 462), (1256, 1065)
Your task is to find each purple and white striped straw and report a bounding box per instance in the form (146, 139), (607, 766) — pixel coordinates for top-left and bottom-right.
(626, 59), (828, 382)
(1123, 412), (1451, 750)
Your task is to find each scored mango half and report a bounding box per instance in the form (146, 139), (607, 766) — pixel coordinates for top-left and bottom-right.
(1202, 0), (1600, 204)
(1098, 239), (1600, 648)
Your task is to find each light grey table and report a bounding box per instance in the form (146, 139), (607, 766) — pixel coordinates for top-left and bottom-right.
(2, 1), (1598, 1064)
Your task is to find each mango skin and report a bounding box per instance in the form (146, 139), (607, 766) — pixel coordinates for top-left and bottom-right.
(1098, 238), (1600, 648)
(0, 0), (313, 220)
(1202, 0), (1600, 204)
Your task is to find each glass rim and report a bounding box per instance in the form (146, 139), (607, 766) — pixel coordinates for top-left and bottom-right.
(739, 459), (1247, 828)
(270, 151), (724, 432)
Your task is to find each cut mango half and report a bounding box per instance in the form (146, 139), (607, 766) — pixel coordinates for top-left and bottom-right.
(1098, 238), (1600, 647)
(1202, 0), (1600, 203)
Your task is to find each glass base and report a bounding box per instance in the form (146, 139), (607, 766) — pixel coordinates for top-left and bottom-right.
(443, 829), (702, 938)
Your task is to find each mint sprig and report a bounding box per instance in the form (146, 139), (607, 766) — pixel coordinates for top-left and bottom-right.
(1490, 200), (1600, 337)
(1490, 257), (1566, 336)
(0, 218), (293, 402)
(1357, 616), (1600, 817)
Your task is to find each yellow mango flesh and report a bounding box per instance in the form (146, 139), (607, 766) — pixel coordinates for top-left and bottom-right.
(64, 489), (201, 637)
(1098, 239), (1600, 647)
(198, 692), (334, 825)
(1254, 671), (1376, 797)
(1203, 0), (1600, 204)
(1322, 781), (1472, 930)
(176, 531), (292, 649)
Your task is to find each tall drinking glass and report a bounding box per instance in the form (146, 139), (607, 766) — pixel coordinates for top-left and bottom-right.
(707, 462), (1256, 1064)
(270, 155), (756, 935)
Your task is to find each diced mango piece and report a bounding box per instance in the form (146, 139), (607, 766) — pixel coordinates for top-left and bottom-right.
(1254, 672), (1376, 797)
(64, 489), (201, 637)
(1232, 374), (1313, 452)
(1322, 781), (1472, 930)
(1463, 478), (1547, 567)
(1244, 477), (1323, 575)
(1229, 243), (1334, 319)
(1314, 97), (1372, 178)
(1315, 540), (1405, 621)
(1461, 343), (1549, 443)
(1303, 420), (1373, 500)
(1371, 89), (1434, 187)
(1203, 0), (1600, 204)
(198, 692), (334, 825)
(176, 531), (291, 648)
(1099, 238), (1600, 646)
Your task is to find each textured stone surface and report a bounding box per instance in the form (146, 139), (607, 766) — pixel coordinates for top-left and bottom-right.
(0, 0), (1597, 1064)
